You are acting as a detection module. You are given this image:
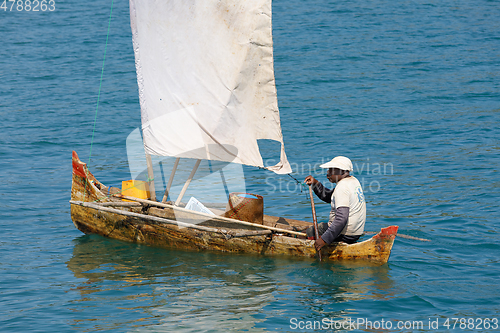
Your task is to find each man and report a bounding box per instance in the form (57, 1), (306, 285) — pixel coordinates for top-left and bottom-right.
(304, 156), (366, 251)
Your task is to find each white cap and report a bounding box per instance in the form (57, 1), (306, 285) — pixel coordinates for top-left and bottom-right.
(320, 156), (353, 172)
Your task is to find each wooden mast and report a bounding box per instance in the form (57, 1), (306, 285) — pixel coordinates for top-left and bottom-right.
(145, 153), (156, 201)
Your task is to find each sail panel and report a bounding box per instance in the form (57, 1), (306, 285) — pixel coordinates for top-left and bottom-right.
(129, 0), (291, 174)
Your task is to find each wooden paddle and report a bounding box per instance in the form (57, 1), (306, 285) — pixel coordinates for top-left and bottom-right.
(308, 185), (322, 261)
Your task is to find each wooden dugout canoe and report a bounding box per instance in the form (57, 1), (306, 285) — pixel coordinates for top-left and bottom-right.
(70, 151), (398, 263)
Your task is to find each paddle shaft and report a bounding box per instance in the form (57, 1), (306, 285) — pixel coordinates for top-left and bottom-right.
(308, 185), (322, 261)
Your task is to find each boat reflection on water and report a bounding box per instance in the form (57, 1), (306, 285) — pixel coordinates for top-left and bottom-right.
(66, 234), (395, 331)
(322, 261), (395, 301)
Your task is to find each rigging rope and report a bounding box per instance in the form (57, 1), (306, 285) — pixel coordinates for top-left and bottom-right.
(83, 0), (115, 202)
(255, 165), (309, 200)
(88, 0), (114, 165)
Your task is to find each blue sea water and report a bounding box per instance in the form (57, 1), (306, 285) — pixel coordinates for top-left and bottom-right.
(1, 0), (499, 332)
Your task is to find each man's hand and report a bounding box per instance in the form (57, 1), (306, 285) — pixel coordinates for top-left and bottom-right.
(304, 175), (318, 186)
(314, 237), (326, 251)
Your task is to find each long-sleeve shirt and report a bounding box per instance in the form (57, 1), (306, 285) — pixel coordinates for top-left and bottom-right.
(312, 178), (366, 244)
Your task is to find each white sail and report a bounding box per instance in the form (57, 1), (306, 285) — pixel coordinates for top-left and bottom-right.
(129, 0), (291, 174)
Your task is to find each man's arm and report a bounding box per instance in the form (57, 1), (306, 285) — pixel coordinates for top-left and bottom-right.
(320, 206), (349, 245)
(312, 182), (334, 203)
(304, 176), (333, 203)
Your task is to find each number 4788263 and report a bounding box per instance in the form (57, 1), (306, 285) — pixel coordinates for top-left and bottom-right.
(1, 0), (56, 11)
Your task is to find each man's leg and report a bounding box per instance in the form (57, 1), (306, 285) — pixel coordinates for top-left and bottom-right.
(306, 224), (360, 244)
(336, 234), (361, 244)
(306, 222), (329, 240)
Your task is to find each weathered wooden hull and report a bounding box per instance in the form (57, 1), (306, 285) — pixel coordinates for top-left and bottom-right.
(70, 151), (398, 263)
